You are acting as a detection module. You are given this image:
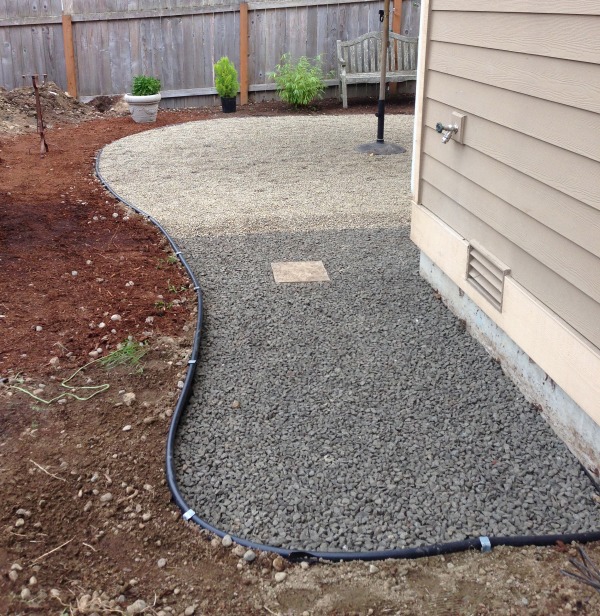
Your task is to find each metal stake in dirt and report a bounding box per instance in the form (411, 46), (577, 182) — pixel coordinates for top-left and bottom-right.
(23, 74), (49, 156)
(356, 0), (406, 156)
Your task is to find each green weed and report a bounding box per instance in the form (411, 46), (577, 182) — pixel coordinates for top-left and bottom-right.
(99, 340), (146, 371)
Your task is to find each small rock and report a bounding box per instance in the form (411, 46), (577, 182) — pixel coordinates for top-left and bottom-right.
(100, 493), (113, 503)
(98, 322), (106, 329)
(231, 400), (241, 409)
(71, 271), (78, 276)
(123, 392), (136, 406)
(142, 513), (152, 522)
(20, 587), (31, 600)
(8, 570), (18, 582)
(222, 534), (233, 547)
(243, 550), (256, 563)
(49, 357), (59, 366)
(274, 572), (287, 583)
(16, 509), (31, 517)
(272, 556), (285, 572)
(369, 564), (378, 574)
(126, 599), (147, 615)
(210, 538), (220, 548)
(145, 316), (154, 324)
(184, 607), (196, 616)
(86, 260), (92, 265)
(111, 314), (122, 321)
(157, 558), (166, 568)
(29, 576), (37, 585)
(232, 545), (246, 558)
(177, 381), (184, 389)
(122, 425), (132, 432)
(35, 325), (43, 332)
(50, 589), (61, 598)
(89, 350), (99, 359)
(11, 563), (23, 571)
(112, 213), (119, 218)
(15, 518), (24, 527)
(300, 561), (309, 570)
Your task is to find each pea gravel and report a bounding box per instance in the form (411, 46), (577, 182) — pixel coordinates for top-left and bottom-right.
(99, 115), (599, 553)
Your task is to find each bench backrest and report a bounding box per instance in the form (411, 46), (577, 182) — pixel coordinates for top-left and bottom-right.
(337, 31), (418, 74)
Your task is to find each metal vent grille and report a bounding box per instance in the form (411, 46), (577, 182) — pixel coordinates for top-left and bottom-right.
(467, 242), (510, 312)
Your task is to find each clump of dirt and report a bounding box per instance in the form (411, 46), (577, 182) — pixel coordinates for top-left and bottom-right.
(0, 81), (127, 134)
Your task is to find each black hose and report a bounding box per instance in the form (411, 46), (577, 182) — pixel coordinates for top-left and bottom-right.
(95, 147), (600, 563)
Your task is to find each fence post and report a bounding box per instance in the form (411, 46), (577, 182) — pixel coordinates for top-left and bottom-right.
(239, 2), (249, 105)
(390, 0), (403, 95)
(62, 13), (78, 98)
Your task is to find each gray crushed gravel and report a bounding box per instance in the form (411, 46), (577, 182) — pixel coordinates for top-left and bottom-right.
(98, 115), (599, 553)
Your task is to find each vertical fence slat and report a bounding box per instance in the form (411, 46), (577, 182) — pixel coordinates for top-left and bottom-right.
(239, 1), (248, 103)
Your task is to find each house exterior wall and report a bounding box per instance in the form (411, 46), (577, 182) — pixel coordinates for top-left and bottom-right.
(410, 0), (600, 467)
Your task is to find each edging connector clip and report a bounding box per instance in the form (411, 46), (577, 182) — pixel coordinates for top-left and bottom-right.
(183, 509), (195, 521)
(479, 536), (492, 553)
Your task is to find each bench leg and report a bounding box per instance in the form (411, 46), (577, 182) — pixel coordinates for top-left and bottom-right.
(341, 78), (348, 109)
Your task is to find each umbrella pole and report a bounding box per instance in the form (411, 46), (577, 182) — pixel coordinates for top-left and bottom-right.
(377, 0), (391, 143)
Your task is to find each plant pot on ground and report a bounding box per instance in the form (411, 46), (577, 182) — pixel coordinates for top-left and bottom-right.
(214, 57), (239, 113)
(124, 75), (162, 123)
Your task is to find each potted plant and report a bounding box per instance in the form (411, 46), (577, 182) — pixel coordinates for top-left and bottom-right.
(214, 57), (239, 113)
(124, 75), (162, 123)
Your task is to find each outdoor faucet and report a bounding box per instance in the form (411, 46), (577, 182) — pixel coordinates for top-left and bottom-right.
(435, 122), (458, 144)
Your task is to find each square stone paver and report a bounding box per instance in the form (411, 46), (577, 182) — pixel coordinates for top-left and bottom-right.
(271, 261), (330, 283)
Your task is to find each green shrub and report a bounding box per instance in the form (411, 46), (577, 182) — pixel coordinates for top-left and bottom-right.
(214, 56), (239, 98)
(269, 54), (328, 107)
(131, 75), (161, 96)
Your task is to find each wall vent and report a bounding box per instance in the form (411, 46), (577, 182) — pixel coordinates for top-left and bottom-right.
(467, 242), (510, 312)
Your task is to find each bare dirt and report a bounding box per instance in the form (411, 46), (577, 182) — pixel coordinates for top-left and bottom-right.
(0, 86), (599, 616)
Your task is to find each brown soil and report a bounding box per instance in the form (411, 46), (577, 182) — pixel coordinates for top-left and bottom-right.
(0, 89), (599, 616)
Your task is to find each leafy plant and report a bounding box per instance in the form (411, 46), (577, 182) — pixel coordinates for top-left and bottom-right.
(157, 254), (179, 269)
(131, 75), (161, 96)
(99, 339), (147, 371)
(269, 54), (329, 107)
(154, 300), (174, 312)
(167, 280), (186, 294)
(214, 57), (239, 98)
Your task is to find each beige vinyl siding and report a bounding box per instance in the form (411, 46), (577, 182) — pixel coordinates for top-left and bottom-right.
(420, 181), (600, 347)
(417, 3), (600, 349)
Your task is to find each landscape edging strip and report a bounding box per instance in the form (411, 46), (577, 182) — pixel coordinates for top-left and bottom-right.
(95, 145), (600, 562)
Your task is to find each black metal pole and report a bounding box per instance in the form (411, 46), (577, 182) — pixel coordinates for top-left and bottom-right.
(377, 0), (391, 144)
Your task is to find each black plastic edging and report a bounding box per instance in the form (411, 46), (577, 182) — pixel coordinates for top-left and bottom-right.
(95, 146), (600, 563)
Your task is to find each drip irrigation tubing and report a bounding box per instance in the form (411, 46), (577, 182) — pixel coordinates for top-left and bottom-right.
(95, 145), (600, 562)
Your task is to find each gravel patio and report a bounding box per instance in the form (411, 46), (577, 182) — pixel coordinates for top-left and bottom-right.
(98, 114), (598, 554)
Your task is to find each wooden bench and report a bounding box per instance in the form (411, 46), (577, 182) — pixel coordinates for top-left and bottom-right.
(337, 31), (418, 108)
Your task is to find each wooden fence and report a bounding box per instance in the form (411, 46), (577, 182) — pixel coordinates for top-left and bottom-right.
(0, 0), (420, 107)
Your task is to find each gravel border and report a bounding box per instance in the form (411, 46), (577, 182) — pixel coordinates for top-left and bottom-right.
(99, 115), (599, 553)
